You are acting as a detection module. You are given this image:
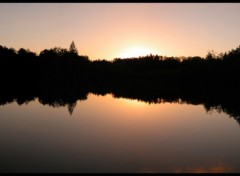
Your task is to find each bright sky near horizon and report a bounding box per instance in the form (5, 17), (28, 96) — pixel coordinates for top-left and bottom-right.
(0, 3), (240, 60)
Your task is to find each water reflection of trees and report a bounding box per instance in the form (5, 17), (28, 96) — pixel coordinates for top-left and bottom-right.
(0, 80), (240, 125)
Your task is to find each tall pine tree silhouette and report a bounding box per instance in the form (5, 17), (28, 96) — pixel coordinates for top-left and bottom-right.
(69, 41), (78, 54)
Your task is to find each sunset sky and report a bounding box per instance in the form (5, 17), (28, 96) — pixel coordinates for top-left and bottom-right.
(1, 3), (240, 60)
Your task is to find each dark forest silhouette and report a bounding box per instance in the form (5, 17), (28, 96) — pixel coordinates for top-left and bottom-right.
(1, 43), (240, 124)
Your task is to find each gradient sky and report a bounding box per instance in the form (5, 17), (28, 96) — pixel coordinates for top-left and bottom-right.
(1, 3), (240, 60)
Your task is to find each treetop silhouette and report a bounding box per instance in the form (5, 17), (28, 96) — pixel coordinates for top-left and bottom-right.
(69, 41), (78, 54)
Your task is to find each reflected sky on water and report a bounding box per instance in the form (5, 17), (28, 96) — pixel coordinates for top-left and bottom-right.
(0, 93), (239, 173)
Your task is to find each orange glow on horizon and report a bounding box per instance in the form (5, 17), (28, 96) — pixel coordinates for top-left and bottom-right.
(116, 97), (149, 107)
(116, 46), (158, 59)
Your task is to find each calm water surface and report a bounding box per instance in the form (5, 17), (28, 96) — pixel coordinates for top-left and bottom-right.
(0, 93), (239, 173)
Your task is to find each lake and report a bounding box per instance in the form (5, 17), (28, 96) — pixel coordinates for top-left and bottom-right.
(0, 93), (240, 173)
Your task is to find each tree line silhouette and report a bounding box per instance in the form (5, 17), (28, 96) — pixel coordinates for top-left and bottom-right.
(1, 42), (240, 123)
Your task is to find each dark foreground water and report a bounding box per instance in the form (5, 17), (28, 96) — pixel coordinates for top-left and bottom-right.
(0, 93), (239, 173)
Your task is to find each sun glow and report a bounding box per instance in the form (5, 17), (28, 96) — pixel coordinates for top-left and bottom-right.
(117, 47), (157, 59)
(118, 97), (148, 107)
